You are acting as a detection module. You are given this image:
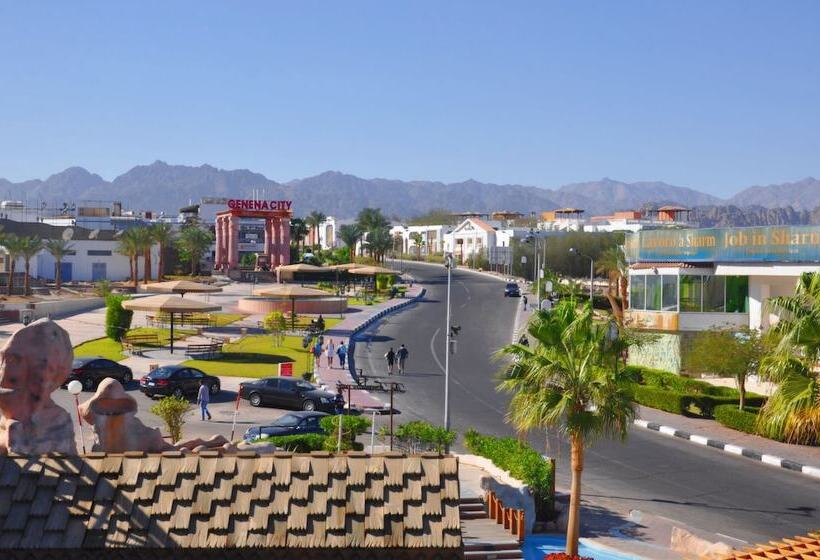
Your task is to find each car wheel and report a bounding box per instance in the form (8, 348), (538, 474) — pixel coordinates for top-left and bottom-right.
(82, 377), (95, 392)
(122, 371), (133, 384)
(302, 400), (316, 412)
(209, 382), (220, 396)
(249, 393), (262, 407)
(173, 387), (184, 398)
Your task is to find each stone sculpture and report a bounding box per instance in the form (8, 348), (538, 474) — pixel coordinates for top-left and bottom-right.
(0, 319), (77, 455)
(79, 378), (174, 453)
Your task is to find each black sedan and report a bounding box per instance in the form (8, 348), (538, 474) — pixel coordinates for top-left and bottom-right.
(66, 357), (134, 391)
(243, 411), (329, 442)
(239, 377), (342, 412)
(139, 365), (220, 399)
(504, 282), (521, 297)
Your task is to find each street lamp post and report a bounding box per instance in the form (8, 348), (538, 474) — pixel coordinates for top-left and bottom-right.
(67, 380), (86, 454)
(569, 247), (594, 304)
(444, 253), (453, 434)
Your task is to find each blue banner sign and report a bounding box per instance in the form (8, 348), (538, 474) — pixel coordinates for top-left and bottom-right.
(624, 226), (820, 263)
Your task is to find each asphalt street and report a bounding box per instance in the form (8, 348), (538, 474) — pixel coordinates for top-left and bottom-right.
(354, 261), (820, 546)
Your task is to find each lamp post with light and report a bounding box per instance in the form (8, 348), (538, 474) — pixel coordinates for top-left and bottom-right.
(569, 247), (594, 304)
(443, 253), (454, 434)
(67, 380), (86, 454)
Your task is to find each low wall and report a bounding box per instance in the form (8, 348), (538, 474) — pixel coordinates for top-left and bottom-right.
(237, 296), (347, 315)
(2, 297), (105, 320)
(457, 453), (536, 534)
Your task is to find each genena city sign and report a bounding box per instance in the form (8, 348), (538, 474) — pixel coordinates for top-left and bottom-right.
(227, 199), (293, 211)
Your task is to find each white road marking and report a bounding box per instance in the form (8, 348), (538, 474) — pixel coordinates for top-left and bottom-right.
(724, 444), (744, 455)
(690, 435), (709, 445)
(659, 426), (677, 436)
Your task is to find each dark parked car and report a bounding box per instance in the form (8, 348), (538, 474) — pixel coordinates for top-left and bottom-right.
(504, 282), (521, 297)
(139, 365), (220, 399)
(239, 377), (342, 412)
(66, 357), (134, 391)
(243, 411), (329, 442)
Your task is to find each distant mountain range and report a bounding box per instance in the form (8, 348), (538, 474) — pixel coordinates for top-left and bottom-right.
(0, 161), (819, 225)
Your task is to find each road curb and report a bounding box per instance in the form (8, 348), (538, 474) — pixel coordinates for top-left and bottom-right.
(633, 418), (820, 480)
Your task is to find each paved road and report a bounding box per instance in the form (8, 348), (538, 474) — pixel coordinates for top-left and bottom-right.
(354, 261), (819, 546)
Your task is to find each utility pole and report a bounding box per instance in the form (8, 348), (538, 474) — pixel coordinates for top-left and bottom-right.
(444, 253), (453, 434)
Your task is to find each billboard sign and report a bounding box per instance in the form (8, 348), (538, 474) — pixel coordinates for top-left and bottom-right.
(228, 199), (292, 212)
(625, 226), (820, 263)
(279, 362), (294, 377)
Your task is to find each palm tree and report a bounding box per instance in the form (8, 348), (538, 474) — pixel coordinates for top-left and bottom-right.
(150, 223), (174, 281)
(337, 224), (361, 262)
(177, 225), (214, 275)
(356, 208), (390, 257)
(760, 272), (820, 445)
(116, 229), (140, 287)
(18, 236), (44, 296)
(45, 238), (75, 290)
(595, 246), (628, 325)
(130, 227), (155, 284)
(290, 218), (309, 256)
(496, 300), (636, 556)
(304, 211), (327, 248)
(409, 231), (424, 259)
(3, 235), (26, 296)
(367, 227), (393, 263)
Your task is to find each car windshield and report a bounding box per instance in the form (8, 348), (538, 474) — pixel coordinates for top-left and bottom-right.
(506, 283), (517, 289)
(296, 381), (314, 391)
(71, 359), (88, 369)
(150, 367), (175, 379)
(273, 414), (302, 427)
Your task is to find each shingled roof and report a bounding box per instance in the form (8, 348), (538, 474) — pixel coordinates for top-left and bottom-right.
(721, 532), (820, 560)
(0, 450), (461, 559)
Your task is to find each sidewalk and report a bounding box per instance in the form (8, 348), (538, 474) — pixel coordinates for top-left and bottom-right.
(635, 405), (820, 478)
(312, 285), (426, 409)
(0, 305), (109, 346)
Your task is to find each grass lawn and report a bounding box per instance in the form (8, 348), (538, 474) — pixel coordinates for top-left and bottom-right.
(181, 334), (312, 378)
(129, 326), (197, 345)
(284, 316), (344, 330)
(73, 337), (127, 361)
(348, 296), (387, 306)
(210, 313), (246, 327)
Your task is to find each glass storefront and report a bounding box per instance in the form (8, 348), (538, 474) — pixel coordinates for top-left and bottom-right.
(629, 274), (748, 313)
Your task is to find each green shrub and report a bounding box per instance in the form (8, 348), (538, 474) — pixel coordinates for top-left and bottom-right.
(633, 386), (689, 415)
(713, 404), (761, 436)
(320, 415), (372, 451)
(392, 421), (457, 453)
(260, 434), (327, 452)
(105, 294), (133, 342)
(464, 429), (554, 520)
(686, 394), (767, 417)
(149, 396), (190, 443)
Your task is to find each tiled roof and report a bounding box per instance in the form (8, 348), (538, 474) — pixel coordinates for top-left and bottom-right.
(722, 532), (820, 559)
(0, 450), (461, 553)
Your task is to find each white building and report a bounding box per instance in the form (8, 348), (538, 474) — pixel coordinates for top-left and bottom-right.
(584, 208), (695, 233)
(316, 216), (338, 250)
(0, 220), (159, 283)
(444, 218), (529, 266)
(389, 224), (452, 256)
(624, 225), (820, 372)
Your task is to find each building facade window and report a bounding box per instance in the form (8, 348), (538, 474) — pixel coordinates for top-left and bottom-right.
(645, 275), (662, 311)
(679, 275), (702, 312)
(662, 275), (678, 311)
(87, 250), (112, 256)
(726, 276), (749, 313)
(629, 273), (748, 314)
(629, 275), (646, 310)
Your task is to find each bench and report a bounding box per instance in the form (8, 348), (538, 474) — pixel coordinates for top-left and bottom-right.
(184, 342), (223, 359)
(122, 333), (160, 355)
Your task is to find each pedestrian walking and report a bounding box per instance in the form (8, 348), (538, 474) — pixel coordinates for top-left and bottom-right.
(396, 344), (409, 374)
(312, 339), (323, 368)
(384, 347), (396, 375)
(197, 380), (212, 421)
(518, 334), (529, 347)
(337, 342), (348, 369)
(326, 339), (335, 368)
(522, 295), (528, 310)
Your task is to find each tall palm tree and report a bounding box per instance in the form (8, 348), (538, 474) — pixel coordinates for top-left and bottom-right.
(130, 227), (155, 284)
(177, 225), (214, 275)
(290, 218), (309, 256)
(367, 227), (393, 263)
(3, 235), (26, 296)
(18, 236), (44, 296)
(150, 223), (174, 281)
(356, 208), (390, 257)
(116, 229), (140, 288)
(45, 238), (75, 290)
(760, 272), (820, 445)
(337, 224), (361, 262)
(304, 211), (327, 248)
(595, 246), (628, 325)
(409, 231), (424, 259)
(496, 300), (636, 556)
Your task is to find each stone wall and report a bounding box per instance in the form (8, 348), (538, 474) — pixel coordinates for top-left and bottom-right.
(628, 332), (684, 373)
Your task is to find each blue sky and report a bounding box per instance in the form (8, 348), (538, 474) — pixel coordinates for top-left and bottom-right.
(0, 1), (818, 197)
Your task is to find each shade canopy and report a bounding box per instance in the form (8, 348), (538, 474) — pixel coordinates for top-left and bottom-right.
(122, 294), (222, 313)
(325, 263), (363, 271)
(255, 285), (331, 298)
(348, 266), (401, 276)
(275, 263), (324, 272)
(144, 280), (222, 296)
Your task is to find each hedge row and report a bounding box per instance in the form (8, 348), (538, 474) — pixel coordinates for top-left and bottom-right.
(713, 405), (761, 436)
(260, 434), (326, 452)
(464, 429), (554, 520)
(627, 365), (766, 418)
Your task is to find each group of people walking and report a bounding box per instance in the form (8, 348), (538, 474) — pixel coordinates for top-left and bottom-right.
(312, 337), (348, 369)
(384, 344), (409, 375)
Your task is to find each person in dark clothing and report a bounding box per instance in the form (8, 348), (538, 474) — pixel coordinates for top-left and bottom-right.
(315, 315), (325, 332)
(396, 344), (409, 374)
(522, 295), (528, 310)
(518, 334), (529, 347)
(384, 347), (396, 375)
